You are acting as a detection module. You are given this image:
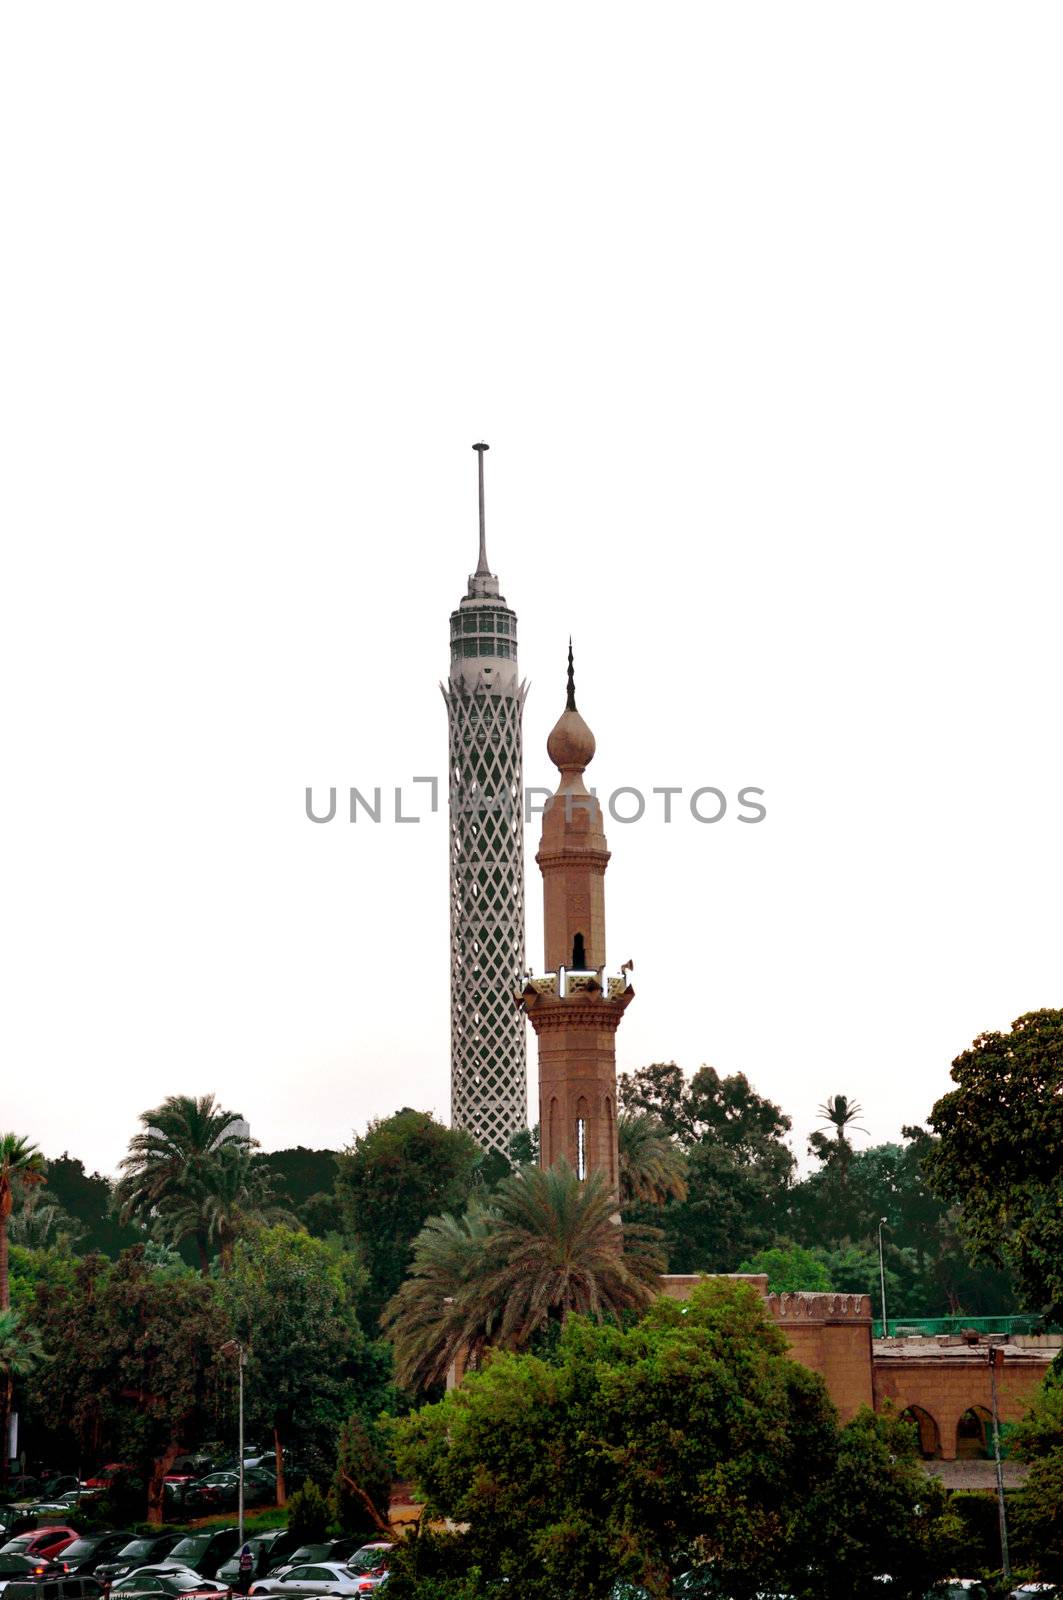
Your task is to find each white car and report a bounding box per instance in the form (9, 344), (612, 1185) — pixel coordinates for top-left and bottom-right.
(250, 1565), (381, 1598)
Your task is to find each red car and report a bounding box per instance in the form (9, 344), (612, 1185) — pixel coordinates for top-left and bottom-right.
(0, 1528), (80, 1562)
(84, 1463), (135, 1490)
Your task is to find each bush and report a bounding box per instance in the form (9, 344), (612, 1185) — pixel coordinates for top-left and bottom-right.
(947, 1492), (1003, 1573)
(384, 1527), (496, 1600)
(286, 1478), (331, 1543)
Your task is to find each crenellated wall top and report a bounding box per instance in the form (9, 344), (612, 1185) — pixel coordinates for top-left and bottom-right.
(765, 1290), (872, 1323)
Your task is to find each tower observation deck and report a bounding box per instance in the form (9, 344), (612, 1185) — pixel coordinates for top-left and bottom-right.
(440, 444), (529, 1155)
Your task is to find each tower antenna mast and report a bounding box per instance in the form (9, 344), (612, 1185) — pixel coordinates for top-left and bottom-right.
(474, 441), (490, 575)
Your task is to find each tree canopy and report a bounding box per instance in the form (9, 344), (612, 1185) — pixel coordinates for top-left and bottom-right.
(384, 1162), (663, 1391)
(925, 1008), (1063, 1321)
(335, 1109), (483, 1327)
(220, 1223), (391, 1502)
(391, 1279), (956, 1600)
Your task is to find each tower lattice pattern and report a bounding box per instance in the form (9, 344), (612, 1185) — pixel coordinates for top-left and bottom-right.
(443, 676), (529, 1154)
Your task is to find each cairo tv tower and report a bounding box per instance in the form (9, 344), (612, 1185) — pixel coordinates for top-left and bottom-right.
(441, 444), (529, 1156)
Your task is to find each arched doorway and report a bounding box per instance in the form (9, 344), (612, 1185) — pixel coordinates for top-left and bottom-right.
(900, 1405), (941, 1460)
(956, 1405), (993, 1459)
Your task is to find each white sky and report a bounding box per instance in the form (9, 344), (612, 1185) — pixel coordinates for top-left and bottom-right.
(2, 3), (1061, 1179)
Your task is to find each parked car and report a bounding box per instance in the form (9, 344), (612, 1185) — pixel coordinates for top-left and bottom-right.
(0, 1554), (69, 1582)
(249, 1564), (381, 1597)
(46, 1535), (138, 1577)
(0, 1577), (105, 1600)
(163, 1533), (241, 1580)
(95, 1537), (190, 1587)
(176, 1479), (233, 1515)
(0, 1534), (80, 1565)
(108, 1568), (230, 1600)
(39, 1483), (80, 1503)
(342, 1549), (391, 1591)
(217, 1535), (303, 1588)
(263, 1547), (362, 1582)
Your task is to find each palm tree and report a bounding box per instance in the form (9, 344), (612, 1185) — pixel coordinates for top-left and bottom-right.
(384, 1162), (664, 1389)
(813, 1094), (868, 1192)
(0, 1135), (46, 1310)
(382, 1201), (500, 1389)
(115, 1095), (253, 1273)
(0, 1309), (45, 1486)
(164, 1145), (294, 1270)
(817, 1095), (868, 1143)
(617, 1111), (688, 1206)
(7, 1194), (84, 1251)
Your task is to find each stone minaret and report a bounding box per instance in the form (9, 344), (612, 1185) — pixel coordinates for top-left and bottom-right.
(441, 444), (529, 1156)
(518, 646), (633, 1189)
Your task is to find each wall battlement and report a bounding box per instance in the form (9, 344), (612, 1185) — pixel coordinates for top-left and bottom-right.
(766, 1291), (872, 1323)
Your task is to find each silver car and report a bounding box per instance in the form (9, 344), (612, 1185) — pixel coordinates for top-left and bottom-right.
(249, 1564), (381, 1598)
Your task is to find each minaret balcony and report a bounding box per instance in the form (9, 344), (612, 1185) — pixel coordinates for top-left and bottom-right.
(516, 966), (634, 1012)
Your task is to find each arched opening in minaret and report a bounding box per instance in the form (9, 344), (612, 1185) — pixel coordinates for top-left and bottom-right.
(571, 932), (587, 969)
(605, 1094), (615, 1187)
(576, 1095), (589, 1180)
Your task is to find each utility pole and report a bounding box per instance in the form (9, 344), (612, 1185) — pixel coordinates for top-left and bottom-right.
(988, 1343), (1011, 1583)
(877, 1217), (889, 1335)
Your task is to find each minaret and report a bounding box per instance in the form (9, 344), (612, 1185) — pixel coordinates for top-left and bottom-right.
(441, 444), (529, 1156)
(518, 646), (633, 1189)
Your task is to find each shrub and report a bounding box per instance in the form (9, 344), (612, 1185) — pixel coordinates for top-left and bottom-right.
(286, 1478), (331, 1543)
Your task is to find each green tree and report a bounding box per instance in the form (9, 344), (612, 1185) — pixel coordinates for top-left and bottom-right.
(42, 1155), (142, 1257)
(619, 1062), (793, 1163)
(618, 1064), (793, 1272)
(506, 1125), (539, 1167)
(335, 1110), (482, 1328)
(221, 1225), (384, 1504)
(254, 1147), (341, 1210)
(286, 1478), (332, 1543)
(29, 1248), (230, 1521)
(392, 1279), (955, 1600)
(925, 1009), (1063, 1321)
(616, 1113), (687, 1206)
(736, 1243), (833, 1293)
(332, 1411), (394, 1539)
(785, 1131), (1021, 1319)
(1010, 1361), (1063, 1581)
(384, 1164), (663, 1392)
(808, 1094), (867, 1193)
(0, 1308), (46, 1487)
(382, 1204), (499, 1390)
(115, 1094), (253, 1273)
(0, 1134), (47, 1310)
(7, 1240), (79, 1319)
(7, 1192), (84, 1251)
(165, 1143), (293, 1271)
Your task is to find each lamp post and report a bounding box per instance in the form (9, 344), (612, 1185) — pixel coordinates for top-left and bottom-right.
(876, 1217), (889, 1335)
(988, 1343), (1011, 1583)
(220, 1340), (246, 1547)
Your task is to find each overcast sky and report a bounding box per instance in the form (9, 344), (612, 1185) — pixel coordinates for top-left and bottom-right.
(3, 3), (1061, 1180)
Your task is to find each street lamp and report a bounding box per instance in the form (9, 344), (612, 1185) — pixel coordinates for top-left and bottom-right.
(220, 1339), (246, 1547)
(988, 1343), (1012, 1584)
(877, 1217), (889, 1335)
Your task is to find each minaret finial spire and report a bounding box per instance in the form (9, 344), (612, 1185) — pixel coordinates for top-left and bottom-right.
(566, 637), (576, 711)
(473, 441), (490, 576)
